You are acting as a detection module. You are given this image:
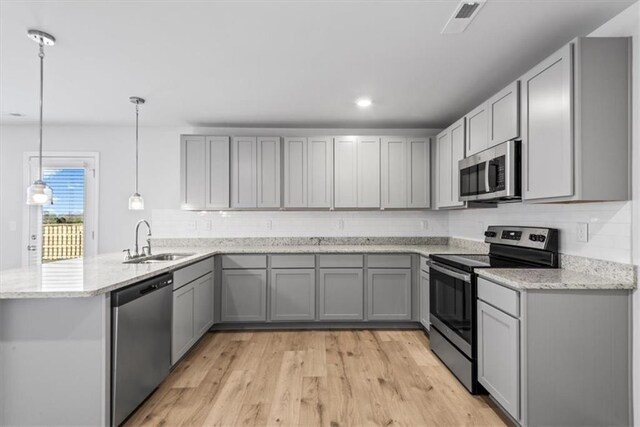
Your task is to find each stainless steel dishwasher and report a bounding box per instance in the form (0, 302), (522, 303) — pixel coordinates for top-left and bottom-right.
(111, 273), (173, 426)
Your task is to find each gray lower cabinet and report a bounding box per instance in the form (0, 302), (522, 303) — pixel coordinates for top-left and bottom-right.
(477, 299), (519, 420)
(270, 269), (315, 321)
(319, 269), (364, 320)
(194, 273), (215, 337)
(221, 269), (267, 322)
(367, 268), (412, 320)
(419, 269), (430, 330)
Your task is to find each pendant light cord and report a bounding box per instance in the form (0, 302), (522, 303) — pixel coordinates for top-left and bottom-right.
(135, 103), (139, 193)
(38, 43), (44, 181)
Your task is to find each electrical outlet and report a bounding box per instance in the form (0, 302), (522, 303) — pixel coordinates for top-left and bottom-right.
(186, 221), (197, 231)
(337, 219), (345, 230)
(421, 220), (429, 230)
(200, 220), (212, 231)
(576, 223), (589, 243)
(265, 220), (272, 230)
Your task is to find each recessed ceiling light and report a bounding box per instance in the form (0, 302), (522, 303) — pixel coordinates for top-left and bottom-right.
(356, 98), (372, 108)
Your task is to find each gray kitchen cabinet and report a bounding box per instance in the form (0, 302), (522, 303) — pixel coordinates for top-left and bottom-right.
(367, 268), (412, 320)
(284, 136), (333, 208)
(270, 269), (315, 321)
(257, 137), (281, 208)
(435, 118), (466, 209)
(319, 269), (364, 320)
(193, 273), (214, 337)
(477, 299), (520, 420)
(381, 137), (407, 208)
(172, 281), (195, 364)
(465, 102), (489, 156)
(231, 136), (258, 208)
(407, 137), (430, 208)
(419, 269), (430, 330)
(356, 136), (381, 208)
(488, 81), (519, 146)
(521, 37), (630, 202)
(334, 136), (358, 208)
(181, 135), (231, 210)
(221, 269), (267, 321)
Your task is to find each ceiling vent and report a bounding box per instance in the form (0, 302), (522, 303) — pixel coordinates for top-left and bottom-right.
(442, 0), (486, 34)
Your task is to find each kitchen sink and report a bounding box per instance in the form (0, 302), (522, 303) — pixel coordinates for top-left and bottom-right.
(124, 253), (195, 264)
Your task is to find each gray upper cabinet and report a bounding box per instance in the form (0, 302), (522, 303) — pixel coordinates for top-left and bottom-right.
(319, 269), (364, 320)
(356, 136), (381, 208)
(270, 269), (315, 321)
(284, 136), (333, 208)
(435, 119), (466, 209)
(221, 269), (267, 322)
(231, 137), (258, 208)
(257, 137), (281, 208)
(477, 299), (520, 420)
(488, 81), (520, 146)
(182, 135), (230, 210)
(521, 37), (630, 202)
(367, 268), (412, 321)
(381, 137), (407, 208)
(334, 136), (358, 208)
(407, 137), (430, 208)
(465, 102), (489, 156)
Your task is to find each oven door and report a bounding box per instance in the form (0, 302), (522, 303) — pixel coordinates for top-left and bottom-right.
(429, 262), (473, 358)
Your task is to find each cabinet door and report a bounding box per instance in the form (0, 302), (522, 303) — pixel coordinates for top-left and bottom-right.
(284, 137), (308, 208)
(357, 136), (381, 208)
(319, 269), (364, 320)
(180, 135), (206, 209)
(381, 137), (407, 208)
(420, 270), (430, 330)
(194, 273), (214, 338)
(231, 137), (257, 208)
(489, 81), (520, 146)
(172, 283), (195, 364)
(257, 137), (281, 208)
(334, 136), (358, 208)
(435, 129), (452, 208)
(270, 269), (315, 321)
(521, 44), (573, 201)
(477, 300), (520, 420)
(307, 136), (333, 208)
(367, 269), (411, 320)
(450, 119), (466, 207)
(407, 137), (430, 208)
(221, 269), (267, 322)
(466, 102), (489, 156)
(205, 136), (230, 209)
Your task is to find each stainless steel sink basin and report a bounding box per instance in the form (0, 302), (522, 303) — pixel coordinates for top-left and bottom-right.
(124, 253), (195, 264)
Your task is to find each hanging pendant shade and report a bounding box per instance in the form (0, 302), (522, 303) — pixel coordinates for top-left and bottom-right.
(128, 96), (145, 210)
(25, 29), (55, 205)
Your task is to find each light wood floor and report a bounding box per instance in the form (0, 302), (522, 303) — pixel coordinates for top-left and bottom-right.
(125, 330), (508, 427)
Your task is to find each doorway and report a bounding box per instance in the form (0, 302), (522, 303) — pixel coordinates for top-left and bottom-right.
(23, 153), (99, 267)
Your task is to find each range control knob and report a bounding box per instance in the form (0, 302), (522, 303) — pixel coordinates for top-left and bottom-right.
(537, 235), (546, 243)
(484, 231), (497, 238)
(529, 234), (538, 242)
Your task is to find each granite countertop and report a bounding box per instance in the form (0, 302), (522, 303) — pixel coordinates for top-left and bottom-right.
(0, 244), (477, 299)
(477, 268), (636, 290)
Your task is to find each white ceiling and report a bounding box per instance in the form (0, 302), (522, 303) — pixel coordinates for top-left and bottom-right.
(0, 0), (636, 128)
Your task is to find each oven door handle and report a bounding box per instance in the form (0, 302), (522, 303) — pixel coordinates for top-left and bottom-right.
(428, 262), (472, 283)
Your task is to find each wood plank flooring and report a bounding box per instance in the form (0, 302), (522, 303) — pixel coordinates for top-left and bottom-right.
(125, 330), (508, 427)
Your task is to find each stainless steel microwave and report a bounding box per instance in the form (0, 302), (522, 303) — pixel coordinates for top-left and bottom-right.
(458, 140), (521, 202)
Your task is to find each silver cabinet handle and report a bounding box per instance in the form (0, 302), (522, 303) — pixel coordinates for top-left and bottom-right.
(428, 262), (471, 283)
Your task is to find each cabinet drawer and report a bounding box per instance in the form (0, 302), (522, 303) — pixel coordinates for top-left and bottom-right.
(270, 255), (315, 269)
(477, 277), (520, 317)
(222, 254), (267, 269)
(367, 254), (412, 269)
(173, 257), (213, 290)
(319, 254), (364, 268)
(420, 256), (429, 272)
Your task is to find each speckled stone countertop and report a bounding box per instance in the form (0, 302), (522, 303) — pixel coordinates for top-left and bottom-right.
(477, 268), (636, 291)
(0, 243), (479, 299)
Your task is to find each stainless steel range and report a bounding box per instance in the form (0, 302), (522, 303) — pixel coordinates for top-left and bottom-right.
(428, 226), (559, 393)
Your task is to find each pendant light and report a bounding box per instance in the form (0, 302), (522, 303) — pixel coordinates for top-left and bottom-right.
(25, 30), (55, 205)
(128, 96), (145, 210)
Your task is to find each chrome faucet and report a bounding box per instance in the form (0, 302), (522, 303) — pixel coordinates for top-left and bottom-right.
(134, 219), (152, 258)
